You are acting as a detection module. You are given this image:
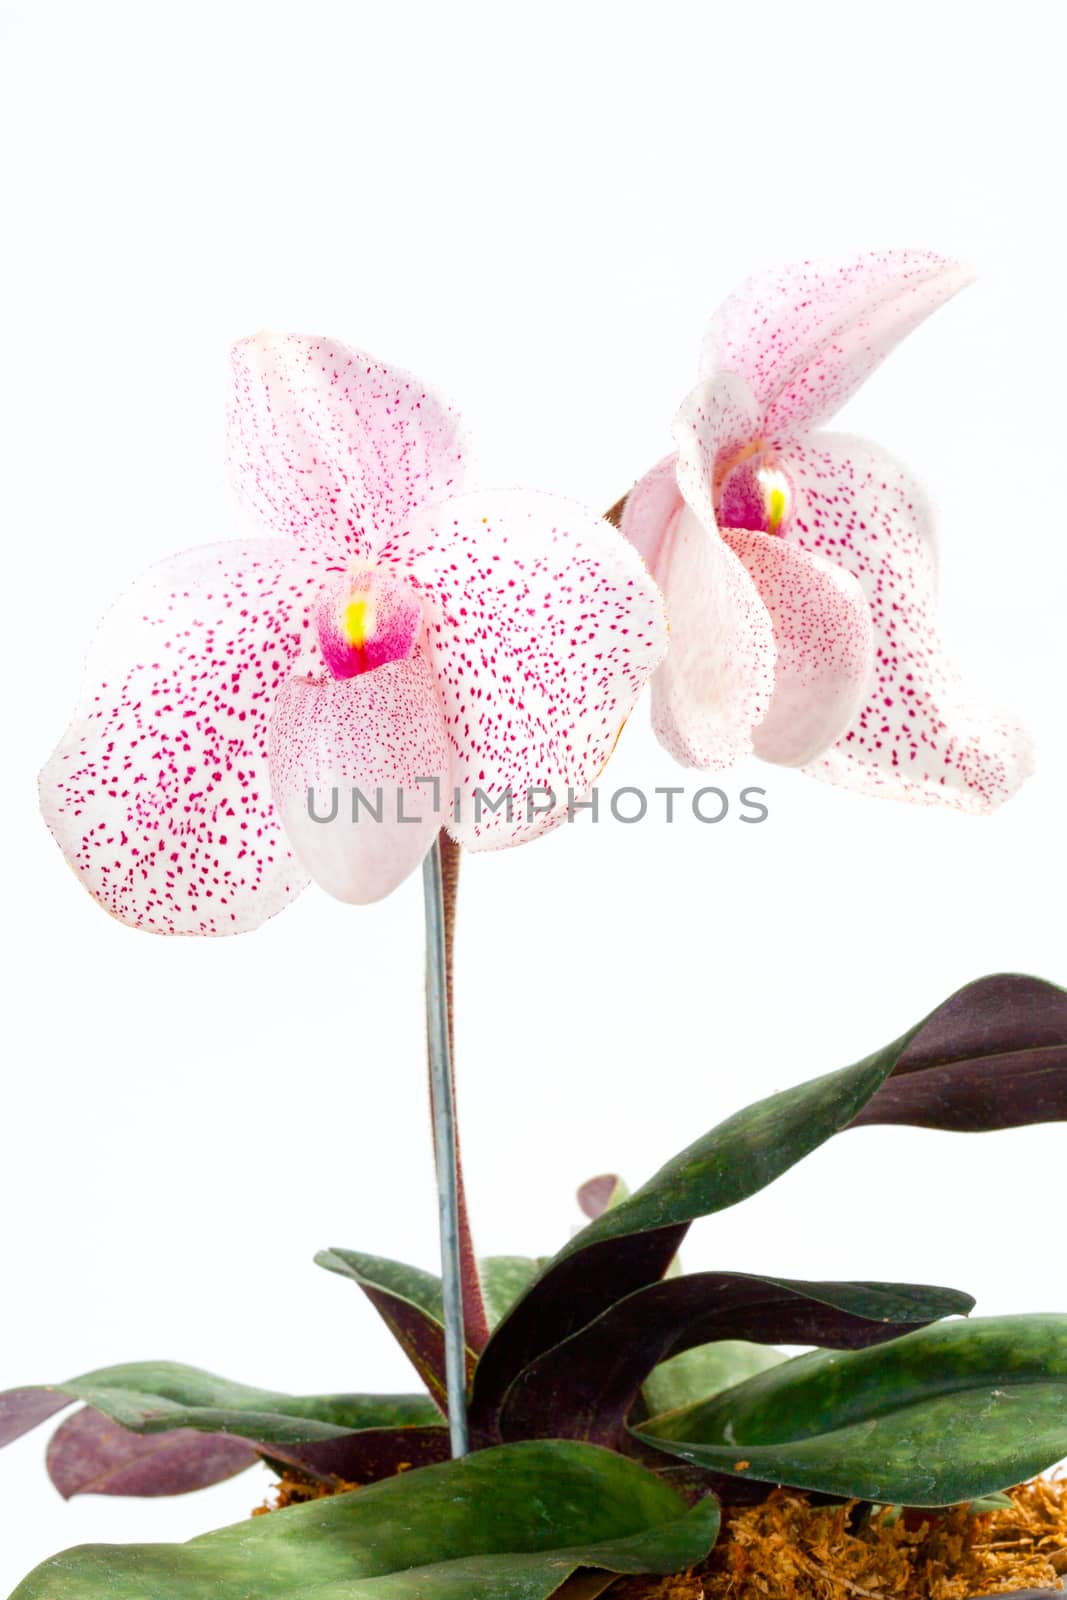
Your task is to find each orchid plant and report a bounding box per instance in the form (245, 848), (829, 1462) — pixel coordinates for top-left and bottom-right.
(12, 253), (1061, 1600)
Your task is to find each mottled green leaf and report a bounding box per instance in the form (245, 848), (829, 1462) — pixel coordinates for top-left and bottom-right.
(0, 1363), (438, 1447)
(480, 1256), (541, 1329)
(642, 1341), (788, 1419)
(11, 1441), (720, 1600)
(636, 1314), (1067, 1505)
(317, 1250), (445, 1320)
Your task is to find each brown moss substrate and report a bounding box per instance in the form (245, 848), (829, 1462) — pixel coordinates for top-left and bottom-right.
(254, 1471), (1067, 1598)
(253, 1472), (362, 1513)
(609, 1478), (1067, 1600)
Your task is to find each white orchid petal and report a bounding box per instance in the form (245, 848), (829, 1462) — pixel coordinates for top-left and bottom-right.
(779, 431), (1033, 811)
(380, 489), (667, 846)
(650, 507), (777, 770)
(40, 541), (319, 934)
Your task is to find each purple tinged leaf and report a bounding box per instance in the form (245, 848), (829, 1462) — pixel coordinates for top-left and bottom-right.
(353, 1287), (461, 1416)
(262, 1425), (450, 1484)
(47, 1407), (258, 1498)
(2, 1366), (438, 1463)
(0, 1389), (71, 1448)
(850, 975), (1067, 1133)
(469, 1227), (688, 1444)
(577, 1176), (629, 1220)
(498, 1274), (973, 1447)
(896, 974), (1066, 1065)
(316, 1249), (474, 1416)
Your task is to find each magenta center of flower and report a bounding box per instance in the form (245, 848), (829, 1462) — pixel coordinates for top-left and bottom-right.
(315, 569), (423, 679)
(716, 442), (794, 537)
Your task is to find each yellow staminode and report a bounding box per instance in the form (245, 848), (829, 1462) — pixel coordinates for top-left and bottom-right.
(343, 595), (377, 648)
(757, 465), (790, 536)
(767, 486), (787, 534)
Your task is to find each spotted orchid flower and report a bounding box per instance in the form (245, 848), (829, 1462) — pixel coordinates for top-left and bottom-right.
(621, 252), (1032, 811)
(41, 336), (667, 934)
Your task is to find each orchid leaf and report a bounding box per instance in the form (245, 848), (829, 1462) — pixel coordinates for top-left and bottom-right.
(316, 1249), (445, 1320)
(469, 1227), (690, 1442)
(470, 975), (1064, 1437)
(0, 1363), (439, 1450)
(577, 1175), (630, 1219)
(262, 1425), (451, 1484)
(47, 1409), (258, 1498)
(316, 1248), (539, 1341)
(480, 1256), (542, 1329)
(316, 1249), (474, 1412)
(0, 1388), (71, 1448)
(560, 976), (1066, 1261)
(635, 1314), (1067, 1505)
(499, 1274), (974, 1446)
(11, 1441), (720, 1600)
(848, 973), (1067, 1133)
(642, 1342), (788, 1420)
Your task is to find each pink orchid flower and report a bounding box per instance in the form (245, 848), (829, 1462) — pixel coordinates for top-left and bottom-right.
(41, 335), (666, 934)
(621, 252), (1032, 811)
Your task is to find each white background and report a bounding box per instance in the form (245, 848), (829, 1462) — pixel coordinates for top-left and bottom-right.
(1, 0), (1064, 1590)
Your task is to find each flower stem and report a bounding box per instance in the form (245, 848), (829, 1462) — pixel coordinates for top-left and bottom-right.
(436, 834), (492, 1355)
(422, 835), (470, 1457)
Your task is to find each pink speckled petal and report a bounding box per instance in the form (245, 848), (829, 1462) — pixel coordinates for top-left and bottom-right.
(672, 373), (763, 530)
(779, 431), (1034, 811)
(269, 653), (448, 903)
(380, 490), (668, 847)
(648, 507), (777, 769)
(227, 334), (468, 559)
(39, 542), (320, 935)
(700, 252), (973, 434)
(618, 455), (684, 578)
(723, 527), (875, 766)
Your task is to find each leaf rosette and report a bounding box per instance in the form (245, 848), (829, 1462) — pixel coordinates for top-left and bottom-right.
(6, 974), (1066, 1597)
